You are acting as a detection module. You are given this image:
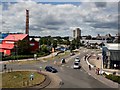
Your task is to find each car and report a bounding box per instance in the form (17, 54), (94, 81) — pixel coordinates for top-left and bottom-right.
(45, 66), (58, 73)
(73, 62), (80, 69)
(70, 53), (75, 56)
(75, 57), (80, 62)
(61, 58), (66, 64)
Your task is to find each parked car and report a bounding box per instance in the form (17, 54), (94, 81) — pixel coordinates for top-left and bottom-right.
(75, 57), (80, 62)
(45, 66), (58, 73)
(61, 58), (66, 64)
(73, 62), (80, 69)
(70, 53), (75, 56)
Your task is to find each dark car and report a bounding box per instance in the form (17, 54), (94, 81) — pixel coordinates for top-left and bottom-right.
(61, 58), (66, 64)
(45, 66), (58, 73)
(70, 53), (75, 56)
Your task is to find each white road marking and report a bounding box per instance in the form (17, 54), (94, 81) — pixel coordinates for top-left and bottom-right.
(61, 65), (64, 67)
(88, 73), (91, 76)
(60, 67), (64, 71)
(66, 66), (69, 68)
(41, 60), (47, 62)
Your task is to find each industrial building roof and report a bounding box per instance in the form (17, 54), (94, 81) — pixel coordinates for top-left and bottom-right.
(4, 34), (28, 41)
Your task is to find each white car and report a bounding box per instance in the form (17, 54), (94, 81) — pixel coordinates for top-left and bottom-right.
(75, 57), (80, 62)
(73, 62), (80, 69)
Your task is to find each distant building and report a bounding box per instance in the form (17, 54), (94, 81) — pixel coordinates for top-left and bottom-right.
(73, 28), (81, 39)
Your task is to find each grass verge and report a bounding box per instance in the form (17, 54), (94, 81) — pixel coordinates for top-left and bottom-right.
(2, 71), (45, 88)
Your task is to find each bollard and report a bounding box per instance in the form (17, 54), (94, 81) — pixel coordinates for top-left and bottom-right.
(11, 68), (13, 72)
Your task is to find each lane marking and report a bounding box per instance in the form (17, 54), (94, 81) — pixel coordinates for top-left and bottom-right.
(66, 66), (69, 68)
(88, 73), (91, 76)
(41, 60), (47, 62)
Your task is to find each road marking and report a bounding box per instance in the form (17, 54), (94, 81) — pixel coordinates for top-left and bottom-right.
(61, 65), (64, 67)
(60, 67), (64, 71)
(88, 73), (91, 76)
(71, 66), (73, 69)
(41, 60), (47, 62)
(66, 66), (69, 68)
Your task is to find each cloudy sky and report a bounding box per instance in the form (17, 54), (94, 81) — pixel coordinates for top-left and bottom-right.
(0, 0), (119, 37)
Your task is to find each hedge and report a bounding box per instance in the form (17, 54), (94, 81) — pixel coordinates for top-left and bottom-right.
(105, 74), (120, 84)
(2, 55), (34, 61)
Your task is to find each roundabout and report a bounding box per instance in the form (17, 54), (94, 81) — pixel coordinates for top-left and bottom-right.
(2, 70), (46, 88)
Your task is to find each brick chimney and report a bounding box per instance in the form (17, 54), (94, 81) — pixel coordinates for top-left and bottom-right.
(25, 9), (29, 35)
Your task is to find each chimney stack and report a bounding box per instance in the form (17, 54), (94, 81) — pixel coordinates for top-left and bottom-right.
(25, 9), (29, 35)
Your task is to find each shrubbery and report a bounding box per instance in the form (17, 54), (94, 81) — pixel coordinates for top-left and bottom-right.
(105, 74), (120, 84)
(2, 55), (34, 61)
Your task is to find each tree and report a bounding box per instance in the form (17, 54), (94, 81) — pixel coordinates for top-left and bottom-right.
(40, 45), (49, 53)
(70, 39), (76, 52)
(52, 40), (57, 49)
(17, 40), (31, 55)
(76, 38), (80, 49)
(47, 39), (52, 46)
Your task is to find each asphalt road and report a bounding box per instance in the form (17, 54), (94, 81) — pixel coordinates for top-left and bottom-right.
(1, 48), (110, 88)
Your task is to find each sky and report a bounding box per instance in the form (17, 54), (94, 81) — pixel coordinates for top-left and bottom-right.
(0, 0), (120, 37)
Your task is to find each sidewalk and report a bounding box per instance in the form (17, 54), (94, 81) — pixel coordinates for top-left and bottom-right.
(81, 56), (119, 88)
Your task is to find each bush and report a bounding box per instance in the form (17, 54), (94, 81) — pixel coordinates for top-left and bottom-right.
(2, 55), (34, 61)
(105, 74), (120, 84)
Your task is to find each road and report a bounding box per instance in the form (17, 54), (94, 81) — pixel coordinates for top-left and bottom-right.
(1, 48), (110, 88)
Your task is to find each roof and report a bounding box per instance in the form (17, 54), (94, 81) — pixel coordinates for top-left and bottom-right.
(4, 34), (28, 41)
(106, 43), (120, 50)
(0, 44), (14, 49)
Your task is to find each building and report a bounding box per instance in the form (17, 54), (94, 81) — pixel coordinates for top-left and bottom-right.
(73, 28), (81, 39)
(102, 43), (120, 69)
(0, 34), (28, 55)
(29, 38), (39, 53)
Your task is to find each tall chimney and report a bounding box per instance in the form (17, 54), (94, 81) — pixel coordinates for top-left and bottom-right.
(25, 9), (29, 35)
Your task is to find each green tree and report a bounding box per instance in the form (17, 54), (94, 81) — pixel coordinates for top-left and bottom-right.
(76, 38), (80, 49)
(17, 40), (31, 55)
(52, 40), (57, 49)
(40, 45), (49, 53)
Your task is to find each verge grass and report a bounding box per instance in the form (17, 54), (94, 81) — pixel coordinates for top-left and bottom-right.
(2, 71), (45, 88)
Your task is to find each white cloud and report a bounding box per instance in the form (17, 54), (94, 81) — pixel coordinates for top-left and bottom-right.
(1, 1), (118, 37)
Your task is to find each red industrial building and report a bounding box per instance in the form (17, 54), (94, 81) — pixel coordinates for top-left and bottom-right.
(0, 34), (39, 55)
(0, 34), (28, 55)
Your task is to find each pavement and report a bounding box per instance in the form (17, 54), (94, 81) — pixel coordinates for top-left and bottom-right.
(81, 49), (119, 88)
